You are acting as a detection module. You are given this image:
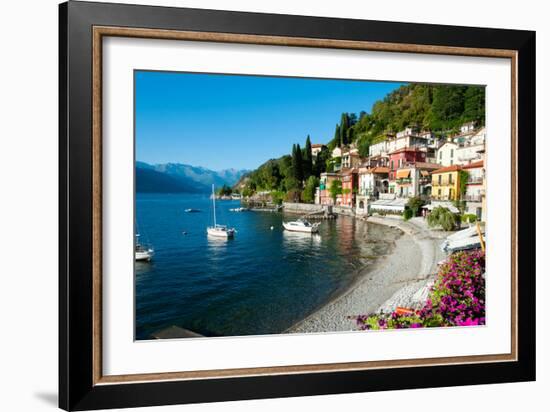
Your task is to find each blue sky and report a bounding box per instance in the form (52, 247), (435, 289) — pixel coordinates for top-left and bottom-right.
(135, 71), (402, 171)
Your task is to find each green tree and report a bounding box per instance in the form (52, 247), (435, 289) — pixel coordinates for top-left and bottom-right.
(315, 146), (330, 176)
(406, 196), (426, 217)
(329, 179), (343, 202)
(458, 170), (469, 200)
(302, 176), (319, 203)
(303, 135), (313, 179)
(463, 86), (485, 125)
(427, 206), (460, 231)
(292, 143), (304, 183)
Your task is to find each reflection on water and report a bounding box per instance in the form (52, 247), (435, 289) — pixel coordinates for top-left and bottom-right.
(135, 193), (401, 339)
(282, 230), (322, 249)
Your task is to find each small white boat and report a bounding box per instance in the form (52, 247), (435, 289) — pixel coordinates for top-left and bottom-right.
(229, 207), (248, 212)
(207, 184), (235, 238)
(135, 234), (154, 261)
(184, 208), (201, 213)
(282, 219), (320, 233)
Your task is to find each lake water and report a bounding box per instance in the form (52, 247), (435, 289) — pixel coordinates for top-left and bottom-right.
(135, 193), (401, 339)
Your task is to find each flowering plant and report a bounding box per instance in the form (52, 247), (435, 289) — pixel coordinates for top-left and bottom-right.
(354, 250), (485, 330)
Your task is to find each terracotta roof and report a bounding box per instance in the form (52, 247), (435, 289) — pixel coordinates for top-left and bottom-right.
(372, 167), (390, 174)
(432, 164), (462, 174)
(311, 143), (324, 148)
(462, 160), (484, 169)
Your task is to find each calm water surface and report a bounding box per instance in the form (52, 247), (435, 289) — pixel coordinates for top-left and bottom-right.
(135, 193), (400, 339)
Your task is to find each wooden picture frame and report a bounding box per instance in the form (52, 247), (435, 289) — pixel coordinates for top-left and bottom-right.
(59, 1), (535, 410)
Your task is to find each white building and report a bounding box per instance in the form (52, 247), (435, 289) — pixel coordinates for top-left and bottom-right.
(311, 144), (325, 158)
(436, 141), (459, 166)
(462, 160), (485, 220)
(369, 127), (432, 158)
(456, 127), (486, 165)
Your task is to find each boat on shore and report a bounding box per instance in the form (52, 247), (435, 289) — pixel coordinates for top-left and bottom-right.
(207, 184), (236, 238)
(282, 219), (320, 233)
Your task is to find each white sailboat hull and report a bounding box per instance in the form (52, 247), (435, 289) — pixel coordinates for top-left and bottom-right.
(135, 249), (154, 261)
(207, 226), (235, 238)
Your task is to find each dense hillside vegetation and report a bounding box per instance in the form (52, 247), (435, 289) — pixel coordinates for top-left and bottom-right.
(235, 83), (485, 201)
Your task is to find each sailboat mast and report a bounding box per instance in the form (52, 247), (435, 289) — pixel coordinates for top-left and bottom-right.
(212, 184), (216, 227)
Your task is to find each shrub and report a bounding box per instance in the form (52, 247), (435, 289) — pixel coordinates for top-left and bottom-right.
(353, 250), (486, 330)
(406, 196), (425, 216)
(403, 208), (413, 221)
(427, 206), (460, 231)
(461, 213), (477, 224)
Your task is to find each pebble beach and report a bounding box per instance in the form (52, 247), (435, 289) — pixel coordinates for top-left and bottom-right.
(288, 216), (448, 333)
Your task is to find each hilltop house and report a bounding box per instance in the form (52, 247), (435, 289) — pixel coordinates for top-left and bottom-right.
(311, 143), (325, 158)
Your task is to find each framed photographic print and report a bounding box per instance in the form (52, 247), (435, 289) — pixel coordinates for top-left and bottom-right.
(59, 1), (536, 410)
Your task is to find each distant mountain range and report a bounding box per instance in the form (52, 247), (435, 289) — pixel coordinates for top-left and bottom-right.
(136, 161), (249, 193)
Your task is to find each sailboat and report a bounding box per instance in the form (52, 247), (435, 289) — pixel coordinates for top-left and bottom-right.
(207, 184), (235, 238)
(135, 234), (154, 261)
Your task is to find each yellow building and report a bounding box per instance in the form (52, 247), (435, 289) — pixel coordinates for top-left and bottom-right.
(431, 165), (462, 201)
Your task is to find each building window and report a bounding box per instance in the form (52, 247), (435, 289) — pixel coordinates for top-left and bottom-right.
(438, 175), (442, 185)
(390, 160), (394, 170)
(450, 149), (454, 158)
(439, 151), (442, 160)
(449, 174), (453, 184)
(438, 189), (442, 197)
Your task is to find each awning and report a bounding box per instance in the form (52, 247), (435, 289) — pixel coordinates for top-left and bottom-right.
(420, 170), (430, 177)
(396, 169), (410, 179)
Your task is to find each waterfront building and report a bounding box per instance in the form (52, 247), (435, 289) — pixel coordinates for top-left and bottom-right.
(394, 162), (440, 199)
(318, 172), (340, 206)
(340, 168), (358, 208)
(462, 160), (485, 220)
(341, 145), (361, 169)
(356, 166), (390, 215)
(431, 164), (462, 201)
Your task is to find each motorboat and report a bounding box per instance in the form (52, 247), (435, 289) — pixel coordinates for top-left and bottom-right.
(282, 219), (320, 233)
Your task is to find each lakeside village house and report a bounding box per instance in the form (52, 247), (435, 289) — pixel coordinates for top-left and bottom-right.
(315, 122), (487, 221)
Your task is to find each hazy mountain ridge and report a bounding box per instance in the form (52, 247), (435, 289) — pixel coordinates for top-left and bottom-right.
(136, 161), (249, 193)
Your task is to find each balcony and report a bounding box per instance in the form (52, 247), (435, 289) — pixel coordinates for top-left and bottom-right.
(467, 176), (484, 184)
(463, 195), (482, 202)
(396, 178), (412, 184)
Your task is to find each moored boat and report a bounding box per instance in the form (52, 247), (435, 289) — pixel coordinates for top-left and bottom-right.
(207, 184), (236, 238)
(282, 219), (320, 233)
(135, 234), (154, 261)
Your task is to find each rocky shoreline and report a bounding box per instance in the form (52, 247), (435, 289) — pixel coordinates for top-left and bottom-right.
(288, 216), (449, 333)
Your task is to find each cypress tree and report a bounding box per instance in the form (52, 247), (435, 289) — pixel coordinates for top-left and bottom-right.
(304, 135), (313, 179)
(294, 143), (304, 183)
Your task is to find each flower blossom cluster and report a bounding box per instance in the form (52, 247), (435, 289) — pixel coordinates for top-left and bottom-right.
(353, 250), (485, 330)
